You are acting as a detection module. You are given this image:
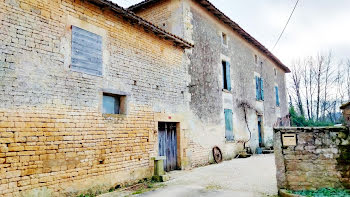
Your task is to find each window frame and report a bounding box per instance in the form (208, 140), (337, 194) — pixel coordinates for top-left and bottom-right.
(224, 109), (234, 141)
(222, 60), (231, 91)
(254, 55), (258, 65)
(102, 91), (128, 115)
(71, 25), (103, 76)
(222, 32), (228, 46)
(103, 93), (121, 114)
(275, 86), (280, 107)
(255, 76), (264, 101)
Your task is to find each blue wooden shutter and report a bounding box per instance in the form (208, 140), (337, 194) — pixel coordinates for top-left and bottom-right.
(275, 86), (280, 106)
(222, 62), (226, 89)
(260, 78), (264, 100)
(224, 109), (234, 141)
(226, 62), (231, 91)
(255, 76), (259, 100)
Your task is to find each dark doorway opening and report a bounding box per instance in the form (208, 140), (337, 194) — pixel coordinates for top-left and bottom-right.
(258, 115), (263, 147)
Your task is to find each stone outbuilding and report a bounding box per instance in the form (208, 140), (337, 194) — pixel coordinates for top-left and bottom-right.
(340, 102), (350, 126)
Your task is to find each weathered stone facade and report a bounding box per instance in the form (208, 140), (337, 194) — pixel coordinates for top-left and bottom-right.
(130, 0), (290, 166)
(274, 127), (350, 190)
(0, 0), (192, 196)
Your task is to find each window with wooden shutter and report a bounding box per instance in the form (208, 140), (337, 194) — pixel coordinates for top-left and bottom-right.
(71, 26), (103, 76)
(260, 78), (264, 101)
(256, 76), (259, 100)
(102, 92), (127, 115)
(275, 86), (280, 106)
(103, 94), (120, 114)
(255, 76), (264, 101)
(224, 109), (234, 141)
(222, 61), (231, 91)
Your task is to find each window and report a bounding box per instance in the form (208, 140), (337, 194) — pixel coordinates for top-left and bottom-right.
(275, 86), (280, 107)
(71, 26), (103, 76)
(255, 76), (264, 101)
(103, 92), (127, 115)
(222, 32), (227, 45)
(224, 109), (234, 141)
(274, 68), (277, 76)
(103, 94), (120, 114)
(254, 55), (258, 64)
(222, 61), (231, 91)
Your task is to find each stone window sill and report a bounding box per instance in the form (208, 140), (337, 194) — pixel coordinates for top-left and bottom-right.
(225, 140), (236, 144)
(222, 89), (232, 94)
(102, 113), (127, 120)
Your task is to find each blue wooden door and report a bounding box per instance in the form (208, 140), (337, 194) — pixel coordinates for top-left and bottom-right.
(158, 122), (177, 172)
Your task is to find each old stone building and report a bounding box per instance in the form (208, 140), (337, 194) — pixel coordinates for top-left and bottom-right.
(0, 0), (290, 195)
(0, 0), (193, 196)
(129, 0), (290, 166)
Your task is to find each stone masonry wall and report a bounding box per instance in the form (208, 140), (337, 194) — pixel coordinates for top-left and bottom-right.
(0, 0), (191, 196)
(134, 0), (289, 167)
(274, 127), (350, 190)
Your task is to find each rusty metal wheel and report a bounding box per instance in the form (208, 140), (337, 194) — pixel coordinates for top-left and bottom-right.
(212, 146), (223, 163)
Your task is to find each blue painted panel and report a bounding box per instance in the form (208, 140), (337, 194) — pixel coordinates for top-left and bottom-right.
(260, 78), (264, 101)
(224, 109), (234, 141)
(226, 62), (231, 91)
(275, 86), (280, 106)
(256, 76), (259, 100)
(158, 122), (177, 172)
(71, 26), (102, 76)
(103, 95), (120, 114)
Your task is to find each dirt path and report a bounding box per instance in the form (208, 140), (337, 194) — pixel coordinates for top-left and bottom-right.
(102, 154), (278, 197)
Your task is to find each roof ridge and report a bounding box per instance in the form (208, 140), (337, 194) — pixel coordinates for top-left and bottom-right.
(128, 0), (290, 73)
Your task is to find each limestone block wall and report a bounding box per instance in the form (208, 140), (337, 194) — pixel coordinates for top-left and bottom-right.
(274, 127), (350, 190)
(0, 0), (191, 196)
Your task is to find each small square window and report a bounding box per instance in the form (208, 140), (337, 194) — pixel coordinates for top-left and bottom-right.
(102, 93), (127, 114)
(103, 94), (120, 114)
(254, 55), (258, 64)
(222, 32), (227, 45)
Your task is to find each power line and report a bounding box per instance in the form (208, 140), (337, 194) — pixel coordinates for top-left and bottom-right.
(271, 0), (300, 51)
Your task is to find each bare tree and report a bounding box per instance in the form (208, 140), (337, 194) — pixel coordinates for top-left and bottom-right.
(332, 61), (345, 121)
(289, 51), (348, 124)
(302, 57), (314, 120)
(291, 61), (304, 116)
(315, 53), (325, 121)
(321, 52), (334, 121)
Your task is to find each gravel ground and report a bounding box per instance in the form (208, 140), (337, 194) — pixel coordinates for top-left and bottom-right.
(102, 154), (278, 197)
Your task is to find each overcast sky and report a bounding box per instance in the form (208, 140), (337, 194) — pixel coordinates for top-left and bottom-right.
(114, 0), (350, 66)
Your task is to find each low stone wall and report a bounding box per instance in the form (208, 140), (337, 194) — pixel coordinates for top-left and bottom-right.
(274, 127), (350, 190)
